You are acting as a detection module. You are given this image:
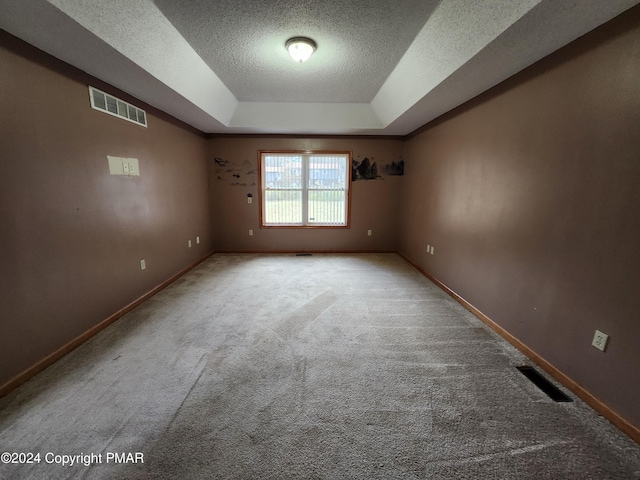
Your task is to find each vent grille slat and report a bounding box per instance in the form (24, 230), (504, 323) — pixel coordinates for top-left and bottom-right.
(89, 86), (147, 127)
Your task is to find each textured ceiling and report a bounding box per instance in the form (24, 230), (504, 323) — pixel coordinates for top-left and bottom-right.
(1, 0), (639, 135)
(153, 0), (440, 103)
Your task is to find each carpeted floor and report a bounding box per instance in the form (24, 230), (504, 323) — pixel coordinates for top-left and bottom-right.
(1, 253), (639, 479)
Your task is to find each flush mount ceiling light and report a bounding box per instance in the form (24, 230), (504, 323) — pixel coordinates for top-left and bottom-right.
(286, 37), (316, 63)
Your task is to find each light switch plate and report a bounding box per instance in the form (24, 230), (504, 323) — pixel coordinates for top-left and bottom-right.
(107, 156), (140, 176)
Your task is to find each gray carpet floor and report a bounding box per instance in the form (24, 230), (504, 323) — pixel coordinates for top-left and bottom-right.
(1, 253), (639, 479)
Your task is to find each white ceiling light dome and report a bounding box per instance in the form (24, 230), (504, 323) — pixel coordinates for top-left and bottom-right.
(286, 37), (317, 63)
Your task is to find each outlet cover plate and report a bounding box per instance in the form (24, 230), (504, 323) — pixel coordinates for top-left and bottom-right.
(592, 330), (609, 352)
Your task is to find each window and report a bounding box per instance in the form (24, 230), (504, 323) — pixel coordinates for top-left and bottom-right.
(259, 151), (351, 227)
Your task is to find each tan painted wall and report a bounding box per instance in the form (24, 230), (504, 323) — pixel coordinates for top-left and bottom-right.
(209, 136), (403, 252)
(400, 7), (640, 428)
(0, 32), (213, 386)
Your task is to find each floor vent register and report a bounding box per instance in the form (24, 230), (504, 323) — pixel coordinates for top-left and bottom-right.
(517, 366), (573, 402)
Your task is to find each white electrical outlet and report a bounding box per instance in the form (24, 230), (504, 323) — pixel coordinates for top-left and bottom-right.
(248, 197), (252, 204)
(196, 236), (200, 244)
(188, 240), (192, 248)
(249, 229), (253, 236)
(140, 259), (146, 270)
(430, 246), (435, 255)
(367, 229), (372, 236)
(592, 330), (609, 352)
(426, 244), (430, 252)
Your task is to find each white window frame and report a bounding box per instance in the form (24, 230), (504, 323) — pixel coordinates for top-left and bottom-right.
(259, 150), (351, 228)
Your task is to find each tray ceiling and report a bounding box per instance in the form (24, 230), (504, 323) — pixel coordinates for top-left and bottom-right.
(1, 0), (639, 135)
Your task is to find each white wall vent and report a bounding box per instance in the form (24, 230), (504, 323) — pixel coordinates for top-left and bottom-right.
(88, 86), (147, 127)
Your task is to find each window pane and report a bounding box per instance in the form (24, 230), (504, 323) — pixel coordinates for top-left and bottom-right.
(308, 155), (347, 190)
(308, 190), (346, 225)
(264, 155), (302, 189)
(264, 190), (302, 224)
